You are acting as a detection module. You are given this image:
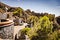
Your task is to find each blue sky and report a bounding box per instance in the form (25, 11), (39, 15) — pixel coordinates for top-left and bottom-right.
(0, 0), (60, 16)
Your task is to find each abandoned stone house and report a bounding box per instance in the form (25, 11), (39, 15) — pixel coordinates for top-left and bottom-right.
(0, 12), (24, 25)
(0, 12), (14, 40)
(0, 10), (26, 39)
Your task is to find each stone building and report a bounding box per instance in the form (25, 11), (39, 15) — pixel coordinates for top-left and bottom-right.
(0, 19), (14, 40)
(0, 12), (14, 40)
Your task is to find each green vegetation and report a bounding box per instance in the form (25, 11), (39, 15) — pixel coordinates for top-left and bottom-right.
(20, 16), (60, 40)
(12, 7), (59, 40)
(0, 2), (60, 40)
(12, 7), (60, 40)
(27, 16), (53, 40)
(20, 27), (31, 35)
(13, 8), (23, 17)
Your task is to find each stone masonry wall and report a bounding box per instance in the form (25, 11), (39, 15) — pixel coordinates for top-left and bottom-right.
(0, 23), (14, 39)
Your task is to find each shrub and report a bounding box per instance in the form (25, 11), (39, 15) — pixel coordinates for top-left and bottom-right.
(27, 16), (53, 40)
(21, 27), (31, 35)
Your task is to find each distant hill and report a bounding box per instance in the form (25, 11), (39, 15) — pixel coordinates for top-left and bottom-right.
(0, 2), (22, 12)
(0, 2), (10, 8)
(0, 2), (10, 12)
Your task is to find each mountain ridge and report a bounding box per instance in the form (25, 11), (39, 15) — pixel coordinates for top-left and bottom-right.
(0, 2), (23, 12)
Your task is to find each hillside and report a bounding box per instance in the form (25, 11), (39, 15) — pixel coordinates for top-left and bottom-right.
(0, 2), (60, 25)
(0, 2), (22, 12)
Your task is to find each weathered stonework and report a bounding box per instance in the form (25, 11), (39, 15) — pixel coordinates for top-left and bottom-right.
(0, 20), (14, 40)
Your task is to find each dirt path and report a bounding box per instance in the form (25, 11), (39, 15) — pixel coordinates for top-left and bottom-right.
(14, 23), (28, 38)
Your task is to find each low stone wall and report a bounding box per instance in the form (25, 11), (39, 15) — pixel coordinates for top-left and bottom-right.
(0, 20), (14, 40)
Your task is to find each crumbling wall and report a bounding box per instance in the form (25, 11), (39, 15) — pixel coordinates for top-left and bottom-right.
(0, 23), (14, 40)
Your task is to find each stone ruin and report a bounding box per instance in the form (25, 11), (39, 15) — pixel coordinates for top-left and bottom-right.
(0, 12), (14, 40)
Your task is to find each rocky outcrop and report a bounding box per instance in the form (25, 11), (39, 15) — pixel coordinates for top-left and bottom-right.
(56, 16), (60, 25)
